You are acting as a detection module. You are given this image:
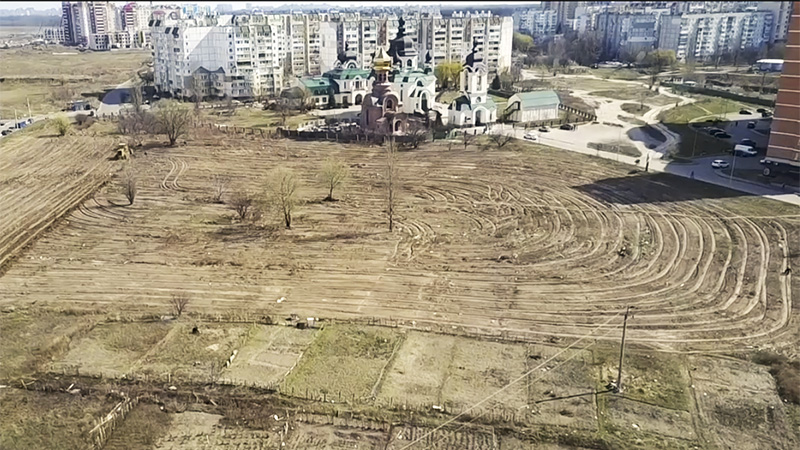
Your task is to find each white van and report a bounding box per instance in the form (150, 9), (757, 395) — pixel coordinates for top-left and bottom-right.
(733, 144), (757, 157)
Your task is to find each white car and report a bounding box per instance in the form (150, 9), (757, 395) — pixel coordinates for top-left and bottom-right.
(711, 159), (730, 169)
(524, 132), (539, 142)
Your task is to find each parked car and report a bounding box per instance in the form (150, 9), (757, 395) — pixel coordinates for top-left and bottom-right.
(761, 111), (773, 117)
(524, 132), (539, 141)
(1, 129), (11, 136)
(733, 144), (757, 157)
(756, 108), (767, 113)
(707, 127), (724, 135)
(711, 159), (730, 169)
(740, 138), (757, 147)
(560, 123), (575, 130)
(747, 121), (756, 129)
(714, 132), (731, 139)
(739, 109), (751, 115)
(538, 126), (549, 133)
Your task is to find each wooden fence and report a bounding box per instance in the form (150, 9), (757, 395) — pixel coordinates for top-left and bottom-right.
(89, 396), (139, 450)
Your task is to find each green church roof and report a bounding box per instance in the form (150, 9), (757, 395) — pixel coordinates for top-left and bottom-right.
(513, 90), (560, 109)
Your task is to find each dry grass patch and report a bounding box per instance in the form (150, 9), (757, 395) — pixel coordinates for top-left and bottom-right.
(0, 388), (116, 450)
(220, 324), (317, 387)
(281, 324), (402, 402)
(52, 321), (173, 378)
(136, 323), (248, 381)
(0, 308), (98, 380)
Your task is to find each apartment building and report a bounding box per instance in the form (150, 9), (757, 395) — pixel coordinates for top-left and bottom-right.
(514, 9), (558, 41)
(152, 10), (513, 100)
(596, 12), (659, 60)
(759, 1), (795, 43)
(657, 10), (773, 61)
(61, 1), (152, 48)
(122, 2), (153, 33)
(764, 1), (800, 173)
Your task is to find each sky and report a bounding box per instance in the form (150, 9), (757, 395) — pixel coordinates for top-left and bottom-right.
(0, 1), (540, 11)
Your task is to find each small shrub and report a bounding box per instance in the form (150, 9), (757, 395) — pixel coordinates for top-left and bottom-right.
(53, 116), (71, 136)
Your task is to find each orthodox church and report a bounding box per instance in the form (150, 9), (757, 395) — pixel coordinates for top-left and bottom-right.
(360, 17), (437, 134)
(448, 39), (497, 127)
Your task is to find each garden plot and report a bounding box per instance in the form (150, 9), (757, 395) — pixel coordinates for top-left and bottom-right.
(691, 356), (798, 450)
(440, 339), (528, 412)
(376, 331), (456, 408)
(284, 422), (388, 449)
(386, 425), (496, 450)
(153, 411), (278, 450)
(219, 324), (317, 387)
(135, 323), (248, 381)
(51, 321), (173, 378)
(525, 344), (598, 430)
(281, 325), (402, 402)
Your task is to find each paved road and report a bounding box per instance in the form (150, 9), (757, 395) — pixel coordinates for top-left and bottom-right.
(97, 79), (135, 117)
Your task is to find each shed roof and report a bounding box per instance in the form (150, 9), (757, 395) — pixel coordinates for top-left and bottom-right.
(513, 90), (560, 109)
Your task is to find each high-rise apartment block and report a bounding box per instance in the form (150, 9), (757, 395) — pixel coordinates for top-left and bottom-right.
(61, 1), (152, 49)
(151, 10), (513, 100)
(514, 9), (558, 40)
(764, 1), (800, 175)
(596, 12), (659, 60)
(658, 10), (773, 61)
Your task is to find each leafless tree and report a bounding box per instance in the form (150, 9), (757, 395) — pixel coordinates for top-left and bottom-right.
(129, 82), (144, 115)
(490, 132), (514, 148)
(274, 101), (292, 127)
(190, 75), (203, 111)
(406, 121), (429, 149)
(154, 100), (191, 146)
(320, 157), (349, 201)
(211, 174), (230, 203)
(385, 136), (398, 232)
(170, 292), (190, 317)
(267, 168), (300, 229)
(462, 130), (475, 149)
(118, 111), (156, 147)
(122, 167), (137, 205)
(230, 190), (254, 220)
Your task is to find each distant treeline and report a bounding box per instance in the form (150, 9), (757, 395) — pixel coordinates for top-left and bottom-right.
(0, 15), (60, 28)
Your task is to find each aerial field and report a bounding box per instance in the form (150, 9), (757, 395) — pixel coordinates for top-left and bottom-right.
(0, 124), (798, 355)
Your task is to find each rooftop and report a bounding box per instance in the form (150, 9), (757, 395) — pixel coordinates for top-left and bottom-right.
(512, 90), (560, 109)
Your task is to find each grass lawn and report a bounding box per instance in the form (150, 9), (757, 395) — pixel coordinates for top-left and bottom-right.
(202, 106), (317, 130)
(666, 124), (730, 158)
(281, 324), (402, 402)
(620, 102), (651, 115)
(588, 141), (641, 158)
(0, 46), (150, 118)
(591, 67), (645, 81)
(589, 87), (675, 106)
(658, 96), (760, 124)
(0, 389), (117, 450)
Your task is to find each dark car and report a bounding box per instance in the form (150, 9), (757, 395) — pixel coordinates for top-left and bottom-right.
(739, 109), (751, 115)
(740, 138), (757, 147)
(708, 128), (724, 135)
(539, 126), (550, 133)
(714, 132), (732, 139)
(756, 108), (767, 113)
(761, 111), (773, 117)
(1, 129), (12, 136)
(560, 123), (575, 130)
(747, 121), (756, 129)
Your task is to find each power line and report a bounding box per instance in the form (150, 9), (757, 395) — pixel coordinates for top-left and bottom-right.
(399, 310), (625, 450)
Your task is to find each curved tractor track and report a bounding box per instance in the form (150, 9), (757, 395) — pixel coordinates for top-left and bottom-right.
(0, 134), (797, 353)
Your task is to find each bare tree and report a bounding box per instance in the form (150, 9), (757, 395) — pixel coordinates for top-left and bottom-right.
(129, 82), (144, 115)
(118, 110), (156, 148)
(230, 190), (253, 220)
(170, 292), (190, 317)
(212, 174), (230, 203)
(190, 74), (203, 111)
(385, 136), (398, 232)
(406, 121), (429, 149)
(154, 100), (191, 146)
(122, 167), (137, 205)
(274, 101), (292, 127)
(462, 130), (475, 149)
(490, 132), (514, 148)
(267, 168), (300, 229)
(320, 157), (350, 201)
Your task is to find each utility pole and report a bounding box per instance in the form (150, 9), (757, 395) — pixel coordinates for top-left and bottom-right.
(729, 150), (738, 185)
(27, 97), (31, 120)
(615, 306), (632, 393)
(691, 127), (698, 158)
(14, 109), (18, 129)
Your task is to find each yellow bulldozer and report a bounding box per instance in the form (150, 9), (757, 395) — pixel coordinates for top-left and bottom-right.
(113, 143), (130, 161)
